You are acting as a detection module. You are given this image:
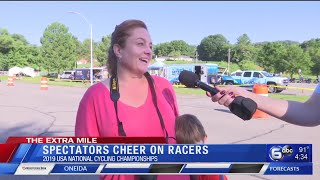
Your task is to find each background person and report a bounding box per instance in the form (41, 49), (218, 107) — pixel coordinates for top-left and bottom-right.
(175, 114), (228, 180)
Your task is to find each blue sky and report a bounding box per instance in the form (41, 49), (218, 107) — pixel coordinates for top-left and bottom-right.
(1, 1), (319, 46)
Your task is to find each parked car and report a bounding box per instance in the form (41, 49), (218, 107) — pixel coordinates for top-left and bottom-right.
(46, 72), (59, 79)
(74, 68), (104, 81)
(230, 70), (289, 93)
(60, 71), (75, 80)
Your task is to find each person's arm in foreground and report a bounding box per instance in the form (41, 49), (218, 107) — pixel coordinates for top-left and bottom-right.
(210, 85), (320, 127)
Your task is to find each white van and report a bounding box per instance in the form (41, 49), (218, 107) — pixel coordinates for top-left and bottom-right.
(60, 71), (75, 80)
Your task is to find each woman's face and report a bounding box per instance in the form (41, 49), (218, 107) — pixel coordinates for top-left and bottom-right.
(115, 27), (153, 75)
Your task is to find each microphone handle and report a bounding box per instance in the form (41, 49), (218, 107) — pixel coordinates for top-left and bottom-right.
(229, 96), (257, 120)
(195, 81), (257, 120)
(195, 81), (220, 95)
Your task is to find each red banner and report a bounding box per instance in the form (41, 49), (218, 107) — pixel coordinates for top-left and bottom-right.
(0, 144), (19, 163)
(5, 137), (166, 144)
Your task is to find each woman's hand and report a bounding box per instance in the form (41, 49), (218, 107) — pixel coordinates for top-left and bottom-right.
(206, 85), (251, 107)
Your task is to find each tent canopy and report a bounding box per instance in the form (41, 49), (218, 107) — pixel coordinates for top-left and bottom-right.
(8, 66), (23, 76)
(22, 67), (36, 77)
(8, 66), (36, 77)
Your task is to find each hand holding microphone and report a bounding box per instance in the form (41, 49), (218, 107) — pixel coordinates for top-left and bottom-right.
(178, 70), (257, 120)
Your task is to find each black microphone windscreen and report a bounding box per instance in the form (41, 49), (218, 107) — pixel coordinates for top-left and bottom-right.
(178, 70), (199, 87)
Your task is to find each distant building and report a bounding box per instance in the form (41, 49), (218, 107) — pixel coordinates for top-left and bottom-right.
(155, 56), (169, 62)
(155, 55), (193, 62)
(77, 59), (99, 65)
(173, 55), (193, 61)
(77, 59), (88, 65)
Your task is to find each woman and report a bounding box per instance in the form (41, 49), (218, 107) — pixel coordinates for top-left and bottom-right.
(208, 84), (320, 127)
(75, 20), (188, 180)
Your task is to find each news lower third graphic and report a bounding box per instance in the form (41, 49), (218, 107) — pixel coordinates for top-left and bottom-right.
(0, 137), (313, 175)
(267, 144), (311, 162)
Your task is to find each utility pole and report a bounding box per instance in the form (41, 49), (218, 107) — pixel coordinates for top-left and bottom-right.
(227, 48), (231, 75)
(195, 50), (198, 63)
(68, 11), (93, 85)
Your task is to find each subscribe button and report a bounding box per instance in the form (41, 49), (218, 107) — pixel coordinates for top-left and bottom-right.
(264, 163), (312, 175)
(50, 164), (100, 174)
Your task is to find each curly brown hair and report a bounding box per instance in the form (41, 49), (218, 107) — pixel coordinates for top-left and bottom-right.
(107, 19), (148, 77)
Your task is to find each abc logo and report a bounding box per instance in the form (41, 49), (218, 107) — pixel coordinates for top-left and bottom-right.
(269, 145), (293, 161)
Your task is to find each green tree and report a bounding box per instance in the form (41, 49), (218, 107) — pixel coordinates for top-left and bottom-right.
(40, 22), (78, 73)
(307, 47), (320, 76)
(80, 38), (98, 61)
(154, 40), (196, 58)
(0, 29), (15, 54)
(11, 33), (29, 45)
(0, 54), (8, 70)
(95, 35), (111, 66)
(170, 40), (190, 56)
(0, 29), (13, 70)
(153, 42), (173, 57)
(187, 45), (197, 57)
(234, 34), (258, 63)
(0, 29), (37, 70)
(197, 34), (228, 61)
(256, 42), (287, 72)
(6, 42), (29, 68)
(168, 50), (181, 59)
(301, 39), (320, 75)
(238, 60), (258, 70)
(27, 45), (43, 70)
(276, 40), (300, 46)
(285, 45), (313, 78)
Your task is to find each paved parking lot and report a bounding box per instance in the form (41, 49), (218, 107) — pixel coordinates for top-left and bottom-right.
(0, 81), (319, 180)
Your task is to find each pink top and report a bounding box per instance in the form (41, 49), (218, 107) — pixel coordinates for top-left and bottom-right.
(75, 76), (190, 180)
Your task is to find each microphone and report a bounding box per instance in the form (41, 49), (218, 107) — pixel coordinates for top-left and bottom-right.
(178, 70), (257, 120)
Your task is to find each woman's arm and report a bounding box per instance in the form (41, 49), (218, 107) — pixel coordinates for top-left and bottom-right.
(211, 85), (320, 127)
(246, 91), (320, 127)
